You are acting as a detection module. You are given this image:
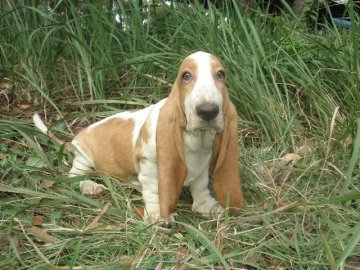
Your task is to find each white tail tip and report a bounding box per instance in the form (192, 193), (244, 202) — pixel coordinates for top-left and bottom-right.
(33, 113), (48, 134)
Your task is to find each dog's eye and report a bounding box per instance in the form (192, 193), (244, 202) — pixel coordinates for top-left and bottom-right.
(182, 72), (192, 83)
(216, 70), (225, 81)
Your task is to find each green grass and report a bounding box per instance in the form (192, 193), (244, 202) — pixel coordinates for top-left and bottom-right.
(1, 0), (359, 269)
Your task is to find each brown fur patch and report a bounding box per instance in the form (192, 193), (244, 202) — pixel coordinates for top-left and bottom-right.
(210, 56), (227, 92)
(74, 117), (138, 179)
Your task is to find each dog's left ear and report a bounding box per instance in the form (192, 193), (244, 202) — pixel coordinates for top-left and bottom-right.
(211, 93), (245, 212)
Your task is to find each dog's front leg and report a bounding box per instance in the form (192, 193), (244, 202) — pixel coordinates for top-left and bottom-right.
(189, 169), (223, 217)
(138, 159), (168, 224)
(138, 159), (161, 223)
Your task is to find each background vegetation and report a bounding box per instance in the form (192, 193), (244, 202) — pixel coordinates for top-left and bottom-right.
(0, 0), (359, 269)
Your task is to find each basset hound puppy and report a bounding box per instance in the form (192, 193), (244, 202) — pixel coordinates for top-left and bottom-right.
(33, 51), (245, 224)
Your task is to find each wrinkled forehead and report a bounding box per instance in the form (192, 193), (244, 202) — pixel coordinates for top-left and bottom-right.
(179, 52), (223, 75)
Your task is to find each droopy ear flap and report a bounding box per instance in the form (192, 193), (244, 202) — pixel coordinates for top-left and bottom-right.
(156, 86), (188, 218)
(211, 96), (245, 212)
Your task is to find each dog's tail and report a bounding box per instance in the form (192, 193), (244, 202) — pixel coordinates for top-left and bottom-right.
(33, 113), (67, 146)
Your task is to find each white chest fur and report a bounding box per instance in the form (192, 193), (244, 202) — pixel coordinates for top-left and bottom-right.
(183, 129), (216, 186)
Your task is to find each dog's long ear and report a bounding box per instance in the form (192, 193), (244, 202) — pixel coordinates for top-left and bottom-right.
(211, 93), (245, 212)
(156, 84), (188, 218)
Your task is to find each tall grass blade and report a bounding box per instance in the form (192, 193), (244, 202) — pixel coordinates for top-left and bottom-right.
(343, 118), (360, 192)
(334, 222), (360, 270)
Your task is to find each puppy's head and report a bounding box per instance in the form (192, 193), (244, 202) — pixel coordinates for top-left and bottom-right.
(174, 51), (227, 132)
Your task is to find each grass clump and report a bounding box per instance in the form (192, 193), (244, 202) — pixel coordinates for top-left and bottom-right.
(0, 0), (359, 269)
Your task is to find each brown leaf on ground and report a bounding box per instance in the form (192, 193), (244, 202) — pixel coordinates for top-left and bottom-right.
(40, 180), (55, 188)
(0, 82), (9, 90)
(295, 143), (314, 156)
(18, 100), (31, 110)
(263, 200), (270, 210)
(254, 153), (302, 185)
(83, 202), (110, 231)
(28, 227), (56, 244)
(133, 207), (144, 218)
(343, 134), (352, 148)
(176, 248), (189, 258)
(32, 215), (45, 225)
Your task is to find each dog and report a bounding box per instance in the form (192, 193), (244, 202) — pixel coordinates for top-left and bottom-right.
(33, 51), (245, 224)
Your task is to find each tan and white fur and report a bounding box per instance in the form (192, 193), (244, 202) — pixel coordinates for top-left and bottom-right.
(33, 51), (245, 224)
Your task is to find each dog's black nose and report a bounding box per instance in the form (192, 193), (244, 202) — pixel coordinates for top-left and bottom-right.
(196, 103), (220, 121)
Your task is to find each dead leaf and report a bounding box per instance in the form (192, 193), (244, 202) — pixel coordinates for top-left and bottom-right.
(40, 180), (55, 188)
(133, 207), (144, 218)
(102, 224), (124, 231)
(28, 227), (56, 244)
(254, 153), (301, 185)
(263, 200), (270, 210)
(296, 144), (313, 156)
(32, 215), (45, 225)
(0, 82), (9, 90)
(83, 202), (110, 231)
(222, 249), (230, 257)
(343, 134), (352, 148)
(176, 248), (189, 258)
(281, 153), (301, 163)
(257, 163), (275, 182)
(18, 100), (31, 110)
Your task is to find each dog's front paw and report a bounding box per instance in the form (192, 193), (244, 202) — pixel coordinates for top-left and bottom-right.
(80, 180), (107, 195)
(192, 198), (224, 217)
(143, 209), (175, 228)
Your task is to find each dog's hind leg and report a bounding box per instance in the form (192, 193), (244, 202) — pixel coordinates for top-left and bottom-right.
(33, 113), (107, 196)
(70, 150), (107, 196)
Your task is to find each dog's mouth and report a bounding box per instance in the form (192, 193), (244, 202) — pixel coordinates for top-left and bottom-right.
(186, 117), (224, 133)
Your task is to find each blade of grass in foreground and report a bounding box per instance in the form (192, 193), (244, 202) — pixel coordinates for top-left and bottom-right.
(334, 222), (360, 270)
(343, 118), (360, 192)
(0, 184), (65, 199)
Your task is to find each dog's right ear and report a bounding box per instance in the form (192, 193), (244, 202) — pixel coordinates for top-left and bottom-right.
(156, 82), (188, 219)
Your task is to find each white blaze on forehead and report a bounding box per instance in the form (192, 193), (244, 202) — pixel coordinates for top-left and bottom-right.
(187, 51), (222, 103)
(184, 52), (223, 131)
(188, 52), (215, 98)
